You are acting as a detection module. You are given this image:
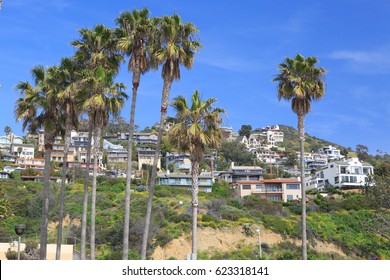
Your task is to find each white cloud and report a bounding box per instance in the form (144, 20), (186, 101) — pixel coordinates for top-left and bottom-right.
(329, 47), (390, 74)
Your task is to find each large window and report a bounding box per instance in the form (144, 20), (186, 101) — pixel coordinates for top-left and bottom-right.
(287, 195), (294, 201)
(266, 185), (282, 192)
(242, 185), (251, 190)
(256, 185), (264, 190)
(341, 176), (349, 183)
(268, 195), (281, 201)
(286, 184), (300, 190)
(349, 176), (357, 183)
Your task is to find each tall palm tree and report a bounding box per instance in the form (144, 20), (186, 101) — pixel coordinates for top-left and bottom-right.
(140, 14), (201, 259)
(71, 24), (123, 259)
(15, 65), (63, 260)
(48, 57), (80, 260)
(78, 66), (127, 260)
(168, 90), (224, 259)
(4, 126), (11, 136)
(273, 54), (326, 260)
(114, 8), (153, 260)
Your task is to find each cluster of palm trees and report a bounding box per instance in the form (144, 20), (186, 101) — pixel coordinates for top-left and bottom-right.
(14, 5), (326, 260)
(14, 8), (203, 260)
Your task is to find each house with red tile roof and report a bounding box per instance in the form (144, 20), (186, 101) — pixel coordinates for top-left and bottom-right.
(236, 178), (301, 202)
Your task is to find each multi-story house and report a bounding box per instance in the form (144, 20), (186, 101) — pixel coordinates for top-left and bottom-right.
(253, 125), (284, 148)
(117, 132), (158, 146)
(11, 144), (35, 159)
(318, 145), (344, 161)
(156, 172), (213, 192)
(0, 133), (24, 153)
(297, 152), (328, 169)
(236, 178), (301, 202)
(220, 126), (237, 141)
(15, 158), (45, 169)
(218, 162), (263, 184)
(71, 131), (90, 149)
(308, 157), (374, 190)
(138, 148), (161, 171)
(165, 152), (191, 173)
(254, 149), (280, 164)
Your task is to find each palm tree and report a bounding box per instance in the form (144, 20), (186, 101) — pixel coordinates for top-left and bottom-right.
(140, 14), (201, 259)
(114, 8), (152, 260)
(71, 24), (123, 259)
(78, 65), (127, 260)
(4, 126), (11, 136)
(273, 54), (326, 260)
(168, 90), (224, 259)
(15, 65), (63, 259)
(48, 57), (80, 260)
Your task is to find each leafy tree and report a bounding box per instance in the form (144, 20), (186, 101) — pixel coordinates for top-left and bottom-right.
(285, 152), (298, 167)
(141, 14), (201, 260)
(168, 90), (224, 258)
(273, 54), (326, 260)
(238, 124), (252, 138)
(356, 144), (370, 162)
(220, 141), (256, 166)
(364, 175), (390, 209)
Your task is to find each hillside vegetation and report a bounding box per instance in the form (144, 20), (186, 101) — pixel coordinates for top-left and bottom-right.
(1, 178), (389, 260)
(278, 125), (347, 153)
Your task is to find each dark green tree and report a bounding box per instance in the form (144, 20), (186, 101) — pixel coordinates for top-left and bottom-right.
(238, 124), (252, 138)
(220, 141), (256, 166)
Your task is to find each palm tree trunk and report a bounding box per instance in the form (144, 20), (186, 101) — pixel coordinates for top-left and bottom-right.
(40, 136), (53, 260)
(141, 77), (173, 260)
(56, 118), (71, 260)
(90, 127), (101, 260)
(80, 127), (93, 259)
(123, 73), (140, 260)
(191, 160), (199, 259)
(298, 112), (307, 260)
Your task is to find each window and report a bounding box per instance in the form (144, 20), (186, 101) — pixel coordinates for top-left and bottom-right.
(287, 195), (294, 201)
(268, 196), (281, 201)
(335, 176), (339, 184)
(242, 185), (251, 190)
(267, 185), (282, 192)
(256, 185), (263, 190)
(350, 176), (357, 183)
(286, 184), (300, 190)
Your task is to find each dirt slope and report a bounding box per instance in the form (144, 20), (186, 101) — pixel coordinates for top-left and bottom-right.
(152, 227), (346, 260)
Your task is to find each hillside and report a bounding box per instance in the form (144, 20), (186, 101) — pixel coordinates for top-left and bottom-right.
(1, 178), (389, 260)
(278, 125), (347, 153)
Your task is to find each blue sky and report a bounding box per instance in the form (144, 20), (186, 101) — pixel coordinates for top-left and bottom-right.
(1, 0), (390, 154)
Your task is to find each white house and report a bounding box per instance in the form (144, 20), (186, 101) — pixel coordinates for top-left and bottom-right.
(310, 157), (374, 190)
(318, 145), (344, 161)
(12, 144), (35, 159)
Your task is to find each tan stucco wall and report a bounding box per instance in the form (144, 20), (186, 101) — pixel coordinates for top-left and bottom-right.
(0, 243), (73, 260)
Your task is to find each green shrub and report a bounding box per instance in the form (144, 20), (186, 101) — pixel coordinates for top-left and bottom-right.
(219, 205), (245, 221)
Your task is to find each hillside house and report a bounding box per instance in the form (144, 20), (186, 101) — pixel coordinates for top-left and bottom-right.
(236, 178), (301, 202)
(307, 157), (374, 190)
